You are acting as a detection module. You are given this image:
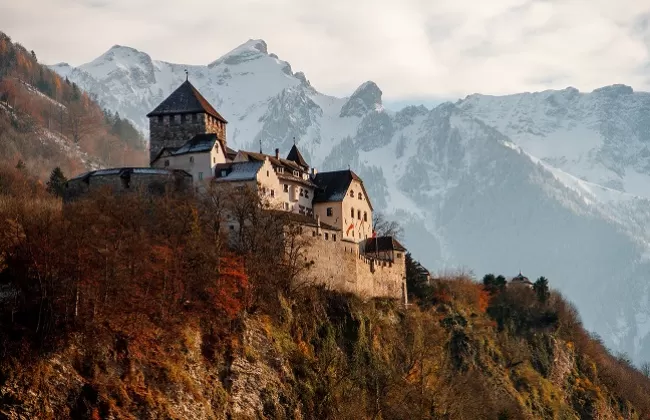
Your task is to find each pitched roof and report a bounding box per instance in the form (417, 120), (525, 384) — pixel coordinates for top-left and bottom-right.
(286, 144), (309, 168)
(146, 80), (228, 123)
(236, 150), (317, 187)
(150, 133), (225, 164)
(312, 169), (373, 210)
(214, 161), (263, 182)
(364, 236), (406, 253)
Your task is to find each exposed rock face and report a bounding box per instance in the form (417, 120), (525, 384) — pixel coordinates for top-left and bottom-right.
(339, 81), (383, 118)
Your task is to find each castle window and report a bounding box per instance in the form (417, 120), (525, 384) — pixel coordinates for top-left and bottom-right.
(284, 202), (289, 210)
(283, 184), (289, 192)
(198, 172), (203, 181)
(213, 157), (216, 163)
(350, 190), (354, 198)
(327, 207), (333, 217)
(363, 212), (367, 222)
(358, 192), (362, 200)
(270, 189), (275, 197)
(293, 170), (299, 177)
(324, 233), (329, 240)
(357, 210), (361, 220)
(396, 253), (402, 259)
(267, 170), (269, 177)
(190, 156), (194, 163)
(351, 208), (354, 218)
(164, 160), (169, 167)
(312, 230), (316, 237)
(300, 188), (304, 197)
(333, 234), (337, 242)
(305, 190), (309, 199)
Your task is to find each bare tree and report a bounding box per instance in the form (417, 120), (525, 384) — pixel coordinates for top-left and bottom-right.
(373, 211), (404, 239)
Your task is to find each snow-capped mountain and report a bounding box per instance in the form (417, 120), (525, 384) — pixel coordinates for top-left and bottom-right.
(51, 40), (650, 363)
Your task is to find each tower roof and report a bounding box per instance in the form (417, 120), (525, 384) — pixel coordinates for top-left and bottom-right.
(286, 144), (309, 168)
(312, 169), (373, 210)
(146, 80), (228, 123)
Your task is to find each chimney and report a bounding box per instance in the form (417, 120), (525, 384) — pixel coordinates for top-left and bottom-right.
(275, 148), (280, 159)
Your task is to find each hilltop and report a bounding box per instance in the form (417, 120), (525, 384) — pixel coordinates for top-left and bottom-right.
(1, 168), (650, 419)
(0, 31), (146, 179)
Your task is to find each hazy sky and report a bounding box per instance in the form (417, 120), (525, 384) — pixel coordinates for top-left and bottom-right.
(1, 0), (649, 100)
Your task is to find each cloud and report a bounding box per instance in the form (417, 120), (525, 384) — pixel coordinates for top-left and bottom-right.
(1, 0), (649, 99)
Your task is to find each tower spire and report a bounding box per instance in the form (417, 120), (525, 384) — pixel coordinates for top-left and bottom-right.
(185, 69), (188, 81)
(259, 138), (263, 154)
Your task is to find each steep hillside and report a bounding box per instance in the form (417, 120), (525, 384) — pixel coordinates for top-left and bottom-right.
(0, 32), (147, 179)
(50, 39), (650, 363)
(1, 175), (649, 419)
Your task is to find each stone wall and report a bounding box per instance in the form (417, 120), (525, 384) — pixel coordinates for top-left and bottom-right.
(63, 168), (193, 202)
(149, 113), (227, 163)
(299, 227), (405, 301)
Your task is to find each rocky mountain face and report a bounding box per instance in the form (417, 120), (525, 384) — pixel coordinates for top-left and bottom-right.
(51, 40), (650, 363)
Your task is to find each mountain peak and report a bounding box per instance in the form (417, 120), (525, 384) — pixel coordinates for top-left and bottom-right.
(339, 81), (383, 117)
(209, 39), (269, 67)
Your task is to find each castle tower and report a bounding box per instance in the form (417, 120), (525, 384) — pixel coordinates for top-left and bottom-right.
(146, 80), (228, 163)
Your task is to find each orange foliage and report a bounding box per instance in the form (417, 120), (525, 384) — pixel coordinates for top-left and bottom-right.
(210, 254), (250, 320)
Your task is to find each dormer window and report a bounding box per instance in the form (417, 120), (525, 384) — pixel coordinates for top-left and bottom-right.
(293, 170), (299, 177)
(277, 167), (284, 174)
(220, 170), (227, 177)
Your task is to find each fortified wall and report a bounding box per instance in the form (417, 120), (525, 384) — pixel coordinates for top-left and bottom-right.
(63, 168), (193, 202)
(298, 226), (406, 301)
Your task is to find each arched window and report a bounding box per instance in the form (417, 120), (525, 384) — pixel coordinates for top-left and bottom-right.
(351, 207), (354, 218)
(358, 192), (362, 200)
(364, 212), (367, 222)
(350, 190), (354, 198)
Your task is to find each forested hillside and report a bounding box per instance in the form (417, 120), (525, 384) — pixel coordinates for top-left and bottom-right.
(0, 31), (146, 179)
(1, 168), (649, 419)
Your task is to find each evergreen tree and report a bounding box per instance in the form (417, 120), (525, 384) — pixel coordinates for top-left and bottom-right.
(46, 167), (67, 197)
(406, 252), (433, 304)
(533, 277), (550, 304)
(483, 274), (507, 294)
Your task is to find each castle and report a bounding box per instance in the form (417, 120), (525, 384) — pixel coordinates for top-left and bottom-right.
(65, 79), (407, 302)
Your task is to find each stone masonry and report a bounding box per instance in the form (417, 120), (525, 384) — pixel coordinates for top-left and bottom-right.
(149, 113), (226, 163)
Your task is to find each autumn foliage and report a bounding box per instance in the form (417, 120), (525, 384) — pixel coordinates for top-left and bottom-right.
(0, 167), (249, 360)
(0, 31), (146, 179)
